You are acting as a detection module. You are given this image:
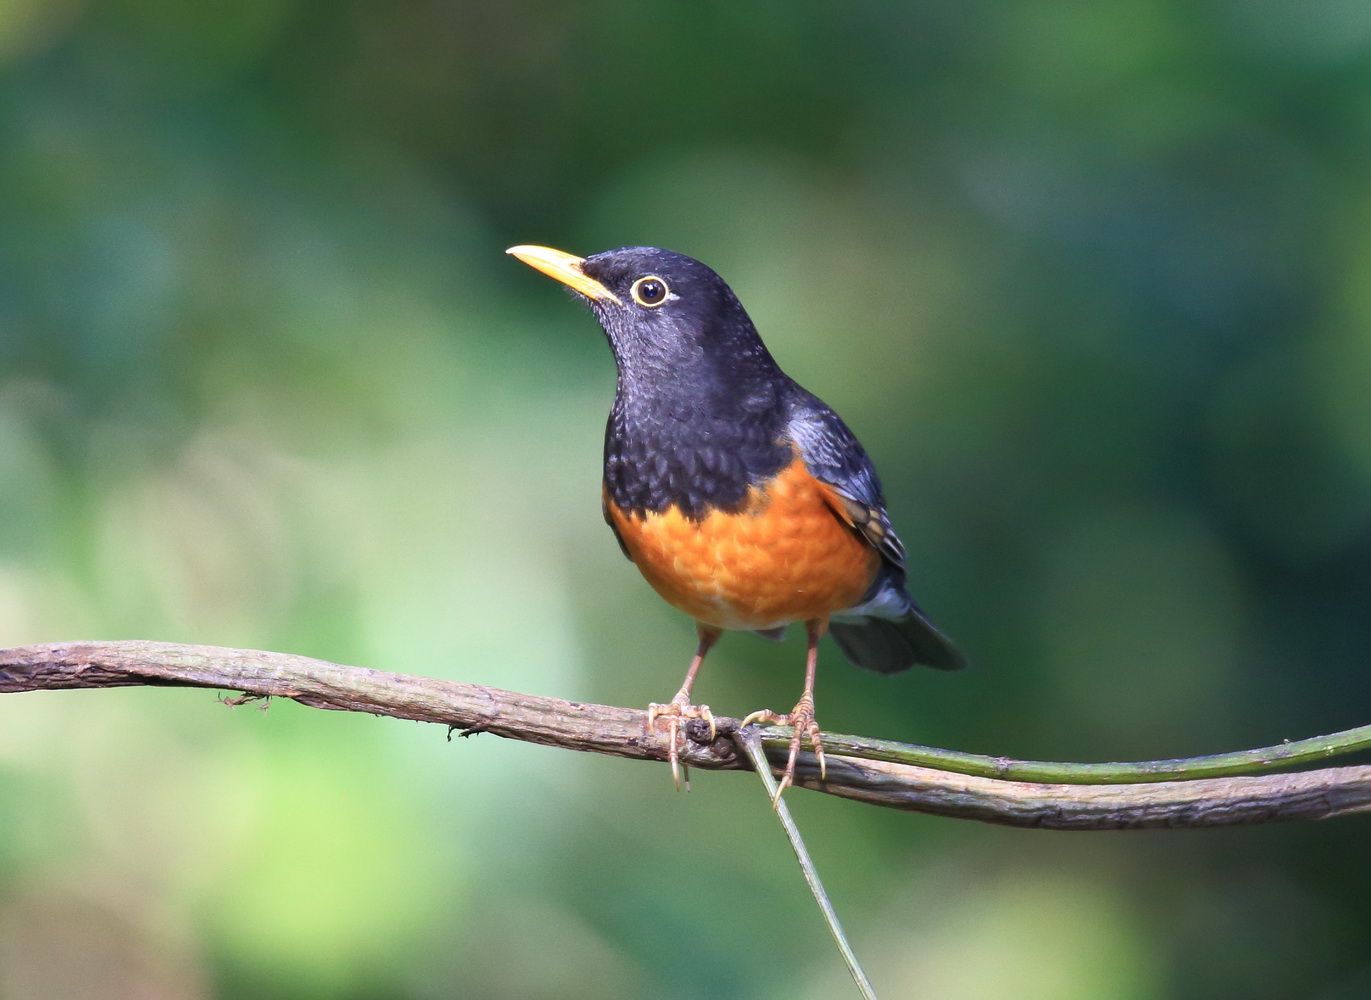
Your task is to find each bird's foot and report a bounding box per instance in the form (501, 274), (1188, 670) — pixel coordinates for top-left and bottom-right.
(741, 694), (826, 807)
(647, 693), (715, 791)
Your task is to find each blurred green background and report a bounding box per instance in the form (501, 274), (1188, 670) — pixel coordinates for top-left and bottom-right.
(3, 1), (1371, 997)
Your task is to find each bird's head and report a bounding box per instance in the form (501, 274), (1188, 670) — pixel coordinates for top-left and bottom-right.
(507, 245), (778, 388)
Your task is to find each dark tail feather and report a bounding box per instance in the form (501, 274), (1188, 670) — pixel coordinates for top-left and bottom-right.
(829, 612), (967, 674)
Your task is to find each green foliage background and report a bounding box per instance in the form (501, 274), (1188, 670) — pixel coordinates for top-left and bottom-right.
(3, 2), (1371, 997)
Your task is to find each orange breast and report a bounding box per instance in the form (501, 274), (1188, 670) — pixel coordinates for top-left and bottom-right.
(604, 456), (880, 631)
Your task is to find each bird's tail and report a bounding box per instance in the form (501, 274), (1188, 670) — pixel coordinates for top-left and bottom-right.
(829, 610), (966, 674)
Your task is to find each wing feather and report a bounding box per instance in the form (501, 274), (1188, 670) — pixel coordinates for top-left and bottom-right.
(785, 391), (906, 571)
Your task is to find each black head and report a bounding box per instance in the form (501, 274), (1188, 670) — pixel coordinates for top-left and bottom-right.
(507, 245), (782, 391)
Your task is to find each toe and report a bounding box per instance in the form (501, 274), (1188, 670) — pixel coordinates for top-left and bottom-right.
(698, 704), (717, 742)
(809, 723), (827, 782)
(666, 716), (685, 791)
(741, 708), (786, 729)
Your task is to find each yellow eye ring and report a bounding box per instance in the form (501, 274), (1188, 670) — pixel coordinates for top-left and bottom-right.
(631, 276), (669, 307)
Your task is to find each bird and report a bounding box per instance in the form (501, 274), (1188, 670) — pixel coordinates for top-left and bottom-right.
(507, 244), (964, 800)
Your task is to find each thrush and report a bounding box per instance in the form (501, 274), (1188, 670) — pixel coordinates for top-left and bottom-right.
(508, 244), (964, 799)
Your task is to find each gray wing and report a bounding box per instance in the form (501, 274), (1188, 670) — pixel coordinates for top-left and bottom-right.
(786, 389), (967, 672)
(784, 390), (907, 571)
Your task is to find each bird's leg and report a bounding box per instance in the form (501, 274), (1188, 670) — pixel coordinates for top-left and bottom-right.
(648, 624), (721, 790)
(742, 619), (827, 806)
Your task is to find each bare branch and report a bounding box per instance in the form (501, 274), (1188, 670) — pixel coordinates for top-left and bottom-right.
(3, 640), (1368, 830)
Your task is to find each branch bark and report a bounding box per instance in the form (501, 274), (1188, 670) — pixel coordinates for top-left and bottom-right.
(2, 640), (1368, 830)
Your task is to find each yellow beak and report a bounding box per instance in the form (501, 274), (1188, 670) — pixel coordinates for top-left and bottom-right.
(506, 245), (622, 304)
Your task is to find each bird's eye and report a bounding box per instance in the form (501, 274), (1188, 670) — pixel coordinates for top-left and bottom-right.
(631, 276), (669, 307)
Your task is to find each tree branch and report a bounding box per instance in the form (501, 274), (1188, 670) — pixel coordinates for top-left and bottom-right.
(2, 640), (1368, 830)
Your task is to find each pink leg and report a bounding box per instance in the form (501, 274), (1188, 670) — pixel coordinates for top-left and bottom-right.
(742, 619), (828, 806)
(648, 624), (722, 789)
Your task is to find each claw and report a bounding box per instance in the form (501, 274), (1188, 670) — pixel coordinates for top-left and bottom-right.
(648, 627), (720, 791)
(771, 777), (789, 809)
(648, 697), (716, 791)
(739, 707), (779, 730)
(742, 705), (826, 808)
(669, 721), (687, 791)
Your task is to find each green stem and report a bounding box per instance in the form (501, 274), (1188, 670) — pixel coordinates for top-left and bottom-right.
(737, 727), (880, 1000)
(759, 723), (1371, 785)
